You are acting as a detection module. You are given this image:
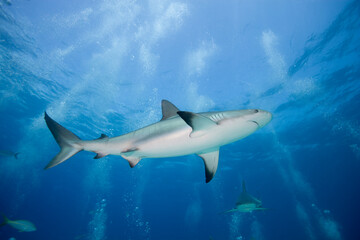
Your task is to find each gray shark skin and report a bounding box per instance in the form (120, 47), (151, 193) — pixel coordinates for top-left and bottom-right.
(44, 100), (272, 183)
(223, 181), (267, 213)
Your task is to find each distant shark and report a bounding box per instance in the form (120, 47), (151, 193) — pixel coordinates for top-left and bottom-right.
(0, 214), (36, 232)
(0, 150), (20, 159)
(44, 100), (272, 183)
(223, 181), (267, 213)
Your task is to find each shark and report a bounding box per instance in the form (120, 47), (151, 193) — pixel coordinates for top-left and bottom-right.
(0, 150), (20, 159)
(223, 181), (267, 213)
(44, 100), (272, 183)
(0, 214), (36, 232)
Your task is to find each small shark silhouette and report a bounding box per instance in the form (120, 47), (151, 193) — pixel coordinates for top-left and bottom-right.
(0, 214), (36, 232)
(223, 181), (267, 213)
(0, 150), (20, 159)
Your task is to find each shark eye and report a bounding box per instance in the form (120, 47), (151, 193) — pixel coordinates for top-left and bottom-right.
(254, 109), (259, 113)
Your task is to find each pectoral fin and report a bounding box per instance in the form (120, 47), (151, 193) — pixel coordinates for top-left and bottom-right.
(255, 207), (268, 211)
(197, 149), (219, 183)
(219, 208), (238, 214)
(177, 111), (217, 137)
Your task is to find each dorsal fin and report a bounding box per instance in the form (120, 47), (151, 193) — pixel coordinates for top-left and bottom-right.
(98, 134), (109, 140)
(161, 100), (180, 120)
(177, 111), (217, 137)
(242, 180), (247, 192)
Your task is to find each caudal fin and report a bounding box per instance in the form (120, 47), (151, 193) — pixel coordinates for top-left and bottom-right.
(44, 112), (83, 169)
(0, 213), (8, 227)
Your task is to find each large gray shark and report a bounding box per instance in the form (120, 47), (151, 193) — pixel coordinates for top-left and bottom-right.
(44, 100), (272, 182)
(223, 181), (266, 213)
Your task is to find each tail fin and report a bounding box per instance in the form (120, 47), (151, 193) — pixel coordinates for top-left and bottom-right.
(0, 213), (8, 227)
(14, 152), (20, 159)
(44, 112), (83, 169)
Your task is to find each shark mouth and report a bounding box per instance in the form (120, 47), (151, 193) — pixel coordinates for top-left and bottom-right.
(248, 120), (260, 127)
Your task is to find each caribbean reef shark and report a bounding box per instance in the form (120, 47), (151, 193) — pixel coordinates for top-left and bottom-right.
(44, 100), (272, 183)
(223, 181), (267, 213)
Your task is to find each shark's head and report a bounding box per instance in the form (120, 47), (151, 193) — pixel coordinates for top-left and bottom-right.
(235, 199), (263, 212)
(247, 109), (272, 128)
(222, 109), (272, 128)
(202, 109), (272, 147)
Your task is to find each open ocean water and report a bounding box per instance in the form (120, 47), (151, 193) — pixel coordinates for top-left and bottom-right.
(0, 0), (359, 239)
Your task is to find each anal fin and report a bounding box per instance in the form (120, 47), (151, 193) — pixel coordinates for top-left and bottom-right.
(94, 153), (107, 159)
(122, 155), (141, 168)
(121, 147), (141, 167)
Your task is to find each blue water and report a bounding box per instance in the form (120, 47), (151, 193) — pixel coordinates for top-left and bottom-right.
(0, 0), (359, 239)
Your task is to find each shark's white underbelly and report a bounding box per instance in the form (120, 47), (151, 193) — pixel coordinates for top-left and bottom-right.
(101, 116), (259, 159)
(134, 128), (210, 158)
(236, 203), (258, 212)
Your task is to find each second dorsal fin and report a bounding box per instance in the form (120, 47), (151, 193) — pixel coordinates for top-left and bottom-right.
(161, 100), (180, 120)
(98, 134), (109, 139)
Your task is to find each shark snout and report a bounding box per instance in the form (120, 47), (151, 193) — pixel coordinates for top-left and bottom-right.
(255, 110), (272, 128)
